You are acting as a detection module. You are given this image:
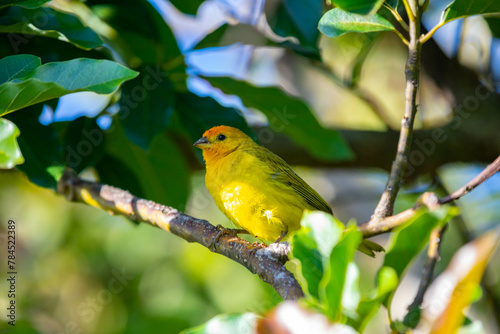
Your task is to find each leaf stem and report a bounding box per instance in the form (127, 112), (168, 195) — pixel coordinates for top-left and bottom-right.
(384, 3), (409, 32)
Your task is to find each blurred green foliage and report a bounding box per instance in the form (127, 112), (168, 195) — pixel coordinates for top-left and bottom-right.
(0, 0), (499, 333)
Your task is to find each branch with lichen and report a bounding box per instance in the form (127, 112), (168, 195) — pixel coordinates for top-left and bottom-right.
(57, 170), (304, 301)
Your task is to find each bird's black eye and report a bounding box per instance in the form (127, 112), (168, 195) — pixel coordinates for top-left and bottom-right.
(217, 134), (226, 141)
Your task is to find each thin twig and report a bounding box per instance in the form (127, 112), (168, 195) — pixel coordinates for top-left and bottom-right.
(359, 154), (500, 237)
(57, 170), (304, 301)
(440, 155), (500, 204)
(407, 225), (447, 312)
(369, 0), (421, 223)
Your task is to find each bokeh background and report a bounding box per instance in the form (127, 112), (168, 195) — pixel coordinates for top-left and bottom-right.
(1, 0), (500, 333)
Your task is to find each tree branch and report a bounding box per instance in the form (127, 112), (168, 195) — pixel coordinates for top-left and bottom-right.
(359, 154), (500, 237)
(371, 0), (421, 222)
(440, 155), (500, 204)
(407, 225), (447, 313)
(57, 170), (304, 301)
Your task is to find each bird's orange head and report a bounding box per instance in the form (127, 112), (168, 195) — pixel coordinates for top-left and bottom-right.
(193, 126), (251, 163)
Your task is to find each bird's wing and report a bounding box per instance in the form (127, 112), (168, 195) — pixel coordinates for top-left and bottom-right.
(249, 146), (333, 214)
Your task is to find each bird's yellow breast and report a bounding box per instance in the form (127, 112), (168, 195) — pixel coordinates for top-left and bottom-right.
(205, 151), (305, 242)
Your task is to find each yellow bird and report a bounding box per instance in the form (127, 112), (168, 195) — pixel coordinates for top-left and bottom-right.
(194, 126), (381, 255)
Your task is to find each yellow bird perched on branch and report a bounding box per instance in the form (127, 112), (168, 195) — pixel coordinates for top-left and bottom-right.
(194, 126), (382, 256)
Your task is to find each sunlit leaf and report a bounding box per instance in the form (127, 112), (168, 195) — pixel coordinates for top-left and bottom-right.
(0, 7), (103, 50)
(0, 55), (138, 116)
(181, 313), (258, 334)
(320, 226), (362, 320)
(202, 76), (353, 161)
(0, 118), (24, 168)
(442, 0), (500, 23)
(291, 211), (344, 299)
(319, 8), (394, 38)
(417, 230), (499, 333)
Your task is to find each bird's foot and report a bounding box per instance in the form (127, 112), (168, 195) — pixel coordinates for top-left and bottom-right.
(248, 241), (267, 257)
(209, 225), (249, 252)
(272, 229), (288, 244)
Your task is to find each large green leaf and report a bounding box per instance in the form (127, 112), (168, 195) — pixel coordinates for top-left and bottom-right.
(333, 0), (386, 15)
(319, 8), (395, 38)
(0, 118), (24, 168)
(486, 17), (500, 39)
(443, 0), (500, 23)
(120, 66), (175, 149)
(95, 154), (144, 199)
(5, 106), (63, 188)
(0, 0), (48, 9)
(202, 76), (353, 161)
(0, 55), (138, 116)
(92, 0), (182, 65)
(320, 226), (362, 320)
(181, 313), (258, 334)
(62, 117), (105, 173)
(175, 92), (252, 144)
(101, 119), (189, 208)
(291, 211), (344, 300)
(0, 7), (103, 50)
(282, 0), (323, 45)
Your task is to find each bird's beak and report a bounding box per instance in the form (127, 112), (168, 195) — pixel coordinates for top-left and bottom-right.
(193, 136), (210, 148)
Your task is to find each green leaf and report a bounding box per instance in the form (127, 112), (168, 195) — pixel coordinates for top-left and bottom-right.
(333, 0), (386, 15)
(320, 226), (362, 320)
(291, 211), (344, 300)
(282, 0), (323, 45)
(180, 313), (258, 334)
(348, 266), (398, 331)
(341, 262), (361, 314)
(486, 17), (500, 39)
(319, 8), (395, 38)
(92, 0), (182, 65)
(120, 66), (175, 149)
(62, 117), (105, 173)
(169, 0), (204, 15)
(443, 0), (500, 23)
(0, 55), (138, 116)
(102, 119), (190, 208)
(175, 92), (252, 144)
(95, 154), (144, 199)
(5, 106), (63, 189)
(0, 0), (48, 9)
(202, 76), (353, 161)
(381, 206), (458, 308)
(0, 118), (24, 168)
(0, 7), (103, 50)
